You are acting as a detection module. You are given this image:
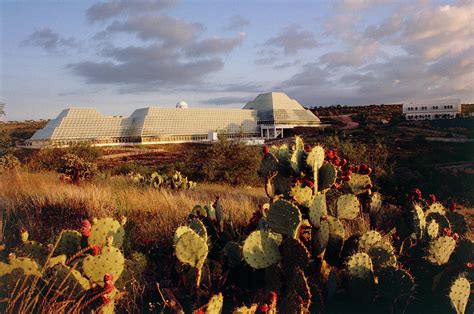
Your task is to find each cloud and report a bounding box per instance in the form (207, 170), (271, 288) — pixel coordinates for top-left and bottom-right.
(335, 0), (390, 11)
(319, 41), (380, 68)
(185, 33), (246, 57)
(68, 43), (223, 87)
(86, 0), (175, 22)
(226, 15), (250, 31)
(202, 96), (250, 106)
(103, 15), (204, 45)
(263, 25), (318, 55)
(22, 27), (76, 52)
(283, 63), (331, 88)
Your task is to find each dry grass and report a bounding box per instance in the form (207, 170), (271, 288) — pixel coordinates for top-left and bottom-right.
(0, 170), (265, 247)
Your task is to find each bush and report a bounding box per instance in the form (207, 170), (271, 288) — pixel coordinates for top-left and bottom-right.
(57, 153), (98, 184)
(0, 154), (20, 173)
(30, 143), (102, 171)
(187, 138), (261, 186)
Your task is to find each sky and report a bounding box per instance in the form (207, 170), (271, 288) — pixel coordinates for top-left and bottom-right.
(1, 0), (473, 121)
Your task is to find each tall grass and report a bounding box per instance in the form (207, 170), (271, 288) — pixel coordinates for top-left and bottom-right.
(0, 170), (265, 248)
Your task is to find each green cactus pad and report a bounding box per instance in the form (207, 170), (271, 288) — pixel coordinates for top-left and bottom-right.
(88, 217), (125, 248)
(232, 304), (258, 314)
(358, 230), (383, 252)
(313, 221), (329, 255)
(266, 199), (302, 238)
(426, 212), (451, 231)
(336, 194), (360, 220)
(47, 263), (91, 296)
(377, 267), (414, 304)
(318, 163), (337, 191)
(348, 173), (372, 195)
(83, 245), (125, 285)
(289, 184), (313, 208)
(445, 211), (468, 236)
(260, 152), (279, 179)
(367, 241), (397, 270)
(408, 203), (426, 239)
(173, 226), (196, 244)
(45, 254), (67, 269)
(288, 267), (312, 309)
(200, 293), (224, 314)
(16, 240), (48, 265)
(326, 216), (345, 258)
(425, 202), (446, 216)
(309, 192), (328, 229)
(205, 204), (217, 221)
(242, 230), (281, 269)
(448, 277), (470, 314)
(53, 230), (81, 257)
(426, 220), (440, 240)
(425, 236), (456, 265)
(189, 218), (208, 241)
(306, 144), (325, 177)
(347, 252), (374, 281)
(223, 241), (243, 268)
(190, 205), (207, 218)
(174, 231), (208, 269)
(290, 137), (305, 175)
(281, 237), (311, 271)
(370, 192), (382, 214)
(3, 256), (41, 276)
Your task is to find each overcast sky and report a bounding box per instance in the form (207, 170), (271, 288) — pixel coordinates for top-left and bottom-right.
(1, 0), (473, 120)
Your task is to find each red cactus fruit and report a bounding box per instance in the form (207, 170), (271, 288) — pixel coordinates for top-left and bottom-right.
(467, 262), (473, 269)
(428, 194), (436, 205)
(81, 219), (92, 237)
(268, 291), (277, 307)
(443, 228), (452, 237)
(104, 273), (113, 283)
(321, 215), (328, 221)
(327, 150), (335, 160)
(365, 184), (373, 190)
(263, 145), (269, 155)
(342, 175), (351, 182)
(104, 280), (114, 294)
(360, 164), (368, 171)
(333, 157), (341, 166)
(452, 233), (459, 241)
(449, 202), (457, 211)
(344, 169), (352, 176)
(92, 245), (101, 256)
(304, 179), (314, 188)
(258, 304), (269, 313)
(304, 144), (312, 152)
(101, 294), (111, 304)
(366, 167), (372, 175)
(340, 159), (347, 167)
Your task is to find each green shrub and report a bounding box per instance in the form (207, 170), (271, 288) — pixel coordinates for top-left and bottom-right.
(0, 154), (20, 173)
(57, 153), (98, 184)
(30, 143), (102, 171)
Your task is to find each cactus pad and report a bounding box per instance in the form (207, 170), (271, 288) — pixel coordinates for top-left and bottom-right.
(425, 202), (446, 216)
(358, 230), (383, 252)
(45, 254), (67, 269)
(290, 139), (305, 175)
(348, 173), (372, 195)
(370, 192), (382, 214)
(201, 293), (224, 314)
(54, 230), (81, 257)
(232, 304), (258, 314)
(426, 220), (440, 240)
(47, 263), (91, 295)
(367, 241), (397, 270)
(309, 192), (328, 229)
(448, 277), (470, 314)
(347, 252), (374, 281)
(242, 230), (281, 269)
(174, 231), (208, 269)
(426, 212), (451, 231)
(313, 221), (329, 255)
(289, 184), (313, 208)
(173, 226), (196, 244)
(326, 216), (345, 258)
(189, 218), (208, 241)
(318, 163), (337, 191)
(425, 236), (456, 265)
(409, 203), (426, 239)
(16, 240), (48, 265)
(445, 211), (468, 236)
(2, 256), (41, 276)
(306, 144), (325, 175)
(266, 199), (302, 238)
(260, 152), (279, 179)
(377, 267), (414, 304)
(88, 217), (125, 248)
(281, 237), (311, 271)
(287, 267), (312, 309)
(190, 205), (207, 218)
(336, 194), (360, 220)
(453, 239), (473, 265)
(83, 244), (125, 285)
(223, 241), (242, 268)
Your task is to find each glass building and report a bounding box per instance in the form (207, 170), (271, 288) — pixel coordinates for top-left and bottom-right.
(28, 92), (321, 147)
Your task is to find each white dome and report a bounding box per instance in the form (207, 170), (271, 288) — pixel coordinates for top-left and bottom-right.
(176, 101), (188, 108)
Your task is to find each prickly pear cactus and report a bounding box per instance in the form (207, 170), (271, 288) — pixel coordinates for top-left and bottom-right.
(223, 241), (243, 268)
(426, 220), (440, 240)
(46, 263), (91, 296)
(358, 230), (383, 252)
(313, 220), (329, 255)
(448, 276), (470, 314)
(408, 203), (426, 239)
(309, 193), (328, 229)
(425, 202), (446, 216)
(318, 163), (337, 191)
(445, 211), (468, 236)
(266, 199), (302, 238)
(173, 226), (196, 244)
(348, 173), (371, 195)
(83, 243), (125, 285)
(281, 237), (311, 271)
(195, 293), (224, 314)
(425, 236), (456, 266)
(174, 231), (208, 268)
(88, 218), (125, 248)
(242, 230), (281, 269)
(367, 241), (397, 270)
(370, 192), (382, 214)
(336, 194), (360, 220)
(289, 184), (313, 208)
(261, 153), (279, 179)
(53, 230), (82, 257)
(326, 216), (345, 258)
(347, 252), (374, 281)
(0, 255), (41, 276)
(189, 218), (208, 241)
(377, 267), (414, 306)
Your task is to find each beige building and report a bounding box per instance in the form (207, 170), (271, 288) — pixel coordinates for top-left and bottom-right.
(28, 92), (321, 147)
(403, 99), (461, 120)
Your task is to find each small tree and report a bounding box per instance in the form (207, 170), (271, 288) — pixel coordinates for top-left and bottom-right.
(57, 153), (97, 184)
(0, 154), (20, 173)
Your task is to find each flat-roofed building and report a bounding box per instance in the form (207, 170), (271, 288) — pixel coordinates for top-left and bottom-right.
(403, 99), (461, 120)
(28, 92), (321, 147)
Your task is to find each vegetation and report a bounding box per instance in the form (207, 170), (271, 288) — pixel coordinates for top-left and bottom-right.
(129, 170), (197, 190)
(57, 153), (98, 184)
(0, 137), (471, 313)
